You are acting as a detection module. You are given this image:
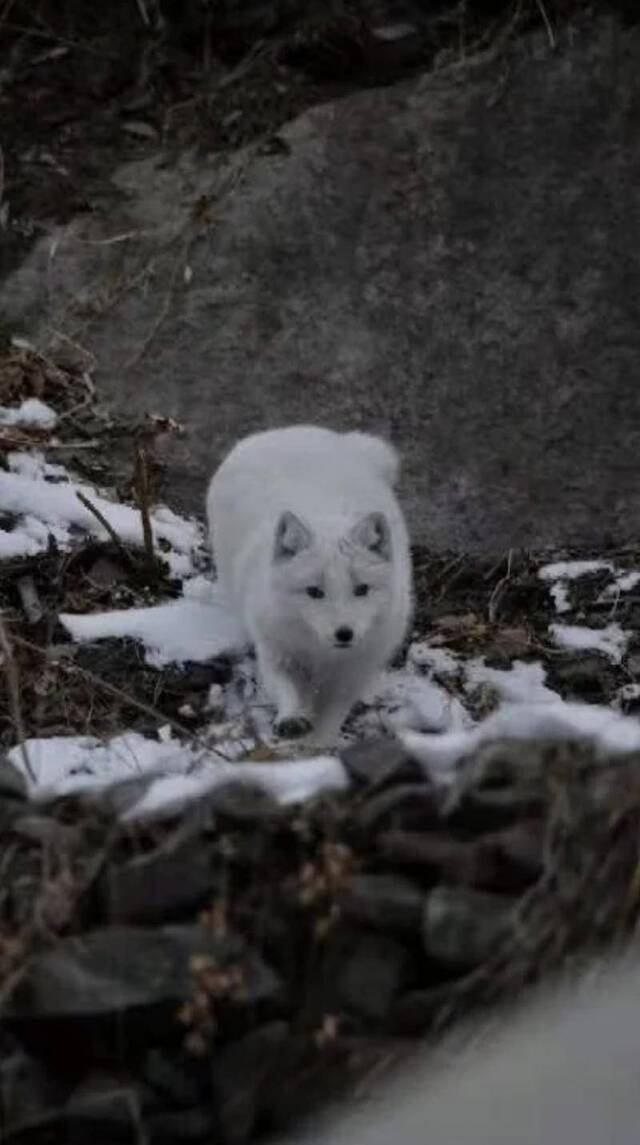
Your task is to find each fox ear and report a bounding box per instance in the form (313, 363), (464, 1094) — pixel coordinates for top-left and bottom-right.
(274, 511), (313, 561)
(349, 512), (392, 560)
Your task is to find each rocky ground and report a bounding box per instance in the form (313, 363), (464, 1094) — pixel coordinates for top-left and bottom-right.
(2, 345), (640, 1143)
(3, 3), (640, 1141)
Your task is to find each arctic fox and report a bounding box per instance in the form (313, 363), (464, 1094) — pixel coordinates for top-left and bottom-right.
(207, 425), (412, 743)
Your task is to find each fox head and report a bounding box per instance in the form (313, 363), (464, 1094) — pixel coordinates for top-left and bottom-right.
(270, 509), (395, 652)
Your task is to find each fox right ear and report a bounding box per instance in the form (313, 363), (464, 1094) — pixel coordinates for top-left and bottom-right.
(274, 511), (312, 562)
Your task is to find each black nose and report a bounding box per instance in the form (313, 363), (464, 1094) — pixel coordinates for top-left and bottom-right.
(335, 626), (354, 645)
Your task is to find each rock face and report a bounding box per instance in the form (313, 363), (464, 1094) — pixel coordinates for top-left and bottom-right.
(2, 17), (639, 553)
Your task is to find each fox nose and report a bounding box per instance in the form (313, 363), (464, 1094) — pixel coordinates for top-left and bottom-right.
(335, 625), (354, 646)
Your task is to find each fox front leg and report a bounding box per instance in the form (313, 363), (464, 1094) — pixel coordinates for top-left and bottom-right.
(256, 645), (313, 739)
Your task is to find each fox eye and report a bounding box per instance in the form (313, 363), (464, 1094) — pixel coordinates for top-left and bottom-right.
(354, 583), (370, 597)
(306, 586), (325, 600)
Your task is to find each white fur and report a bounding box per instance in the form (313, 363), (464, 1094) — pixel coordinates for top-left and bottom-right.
(207, 426), (412, 744)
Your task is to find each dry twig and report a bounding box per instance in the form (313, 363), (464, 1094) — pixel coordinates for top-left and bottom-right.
(134, 445), (159, 581)
(76, 490), (136, 572)
(0, 615), (36, 783)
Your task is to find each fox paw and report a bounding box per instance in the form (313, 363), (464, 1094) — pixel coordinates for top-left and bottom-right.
(275, 715), (313, 740)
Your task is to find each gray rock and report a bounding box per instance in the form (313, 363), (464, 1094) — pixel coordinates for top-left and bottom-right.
(340, 736), (422, 788)
(387, 983), (456, 1036)
(4, 924), (281, 1044)
(99, 829), (216, 924)
(336, 933), (408, 1021)
(204, 781), (280, 823)
(377, 830), (495, 886)
(446, 786), (545, 833)
(0, 1048), (67, 1138)
(464, 738), (550, 788)
(147, 1106), (216, 1142)
(354, 782), (443, 835)
(211, 1021), (290, 1143)
(0, 797), (28, 833)
(143, 1047), (203, 1108)
(10, 814), (80, 848)
(0, 757), (28, 800)
(2, 20), (639, 554)
(62, 1075), (147, 1145)
(378, 825), (543, 893)
(552, 654), (615, 702)
(339, 874), (423, 936)
(422, 886), (517, 968)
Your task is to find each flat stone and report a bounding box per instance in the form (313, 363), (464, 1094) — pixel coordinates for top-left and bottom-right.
(340, 736), (422, 788)
(552, 654), (615, 702)
(211, 1021), (290, 1144)
(339, 874), (423, 936)
(205, 781), (280, 823)
(336, 933), (407, 1021)
(4, 924), (281, 1049)
(0, 756), (28, 800)
(99, 829), (216, 924)
(0, 1047), (67, 1137)
(143, 1047), (202, 1108)
(354, 782), (443, 836)
(62, 1075), (147, 1145)
(147, 1106), (216, 1142)
(422, 886), (517, 969)
(387, 983), (456, 1035)
(447, 783), (545, 833)
(377, 830), (495, 886)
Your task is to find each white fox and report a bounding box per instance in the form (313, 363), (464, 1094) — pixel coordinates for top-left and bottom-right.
(206, 425), (413, 744)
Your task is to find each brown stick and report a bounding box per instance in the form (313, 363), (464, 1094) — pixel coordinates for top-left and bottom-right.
(134, 445), (159, 581)
(76, 490), (136, 571)
(0, 616), (36, 784)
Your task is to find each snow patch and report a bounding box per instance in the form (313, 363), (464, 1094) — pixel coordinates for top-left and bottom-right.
(408, 642), (460, 676)
(539, 560), (613, 581)
(598, 570), (640, 601)
(8, 733), (348, 821)
(401, 701), (640, 784)
(0, 454), (203, 578)
(617, 683), (640, 707)
(0, 397), (57, 429)
(365, 669), (470, 735)
(550, 622), (629, 664)
(464, 658), (558, 704)
(550, 581), (571, 614)
(60, 582), (246, 668)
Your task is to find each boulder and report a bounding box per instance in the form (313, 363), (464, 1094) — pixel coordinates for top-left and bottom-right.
(1, 19), (638, 552)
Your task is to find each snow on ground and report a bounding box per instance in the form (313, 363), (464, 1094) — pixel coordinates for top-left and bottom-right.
(361, 669), (471, 736)
(60, 580), (247, 668)
(8, 733), (349, 822)
(598, 570), (640, 601)
(463, 658), (558, 704)
(617, 683), (640, 708)
(538, 559), (614, 581)
(550, 622), (630, 664)
(0, 397), (57, 429)
(0, 451), (203, 576)
(549, 581), (571, 614)
(3, 445), (640, 821)
(408, 642), (460, 676)
(539, 558), (640, 615)
(401, 701), (640, 784)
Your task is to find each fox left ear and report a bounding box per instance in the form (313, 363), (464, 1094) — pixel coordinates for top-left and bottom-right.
(349, 512), (392, 560)
(274, 510), (313, 562)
